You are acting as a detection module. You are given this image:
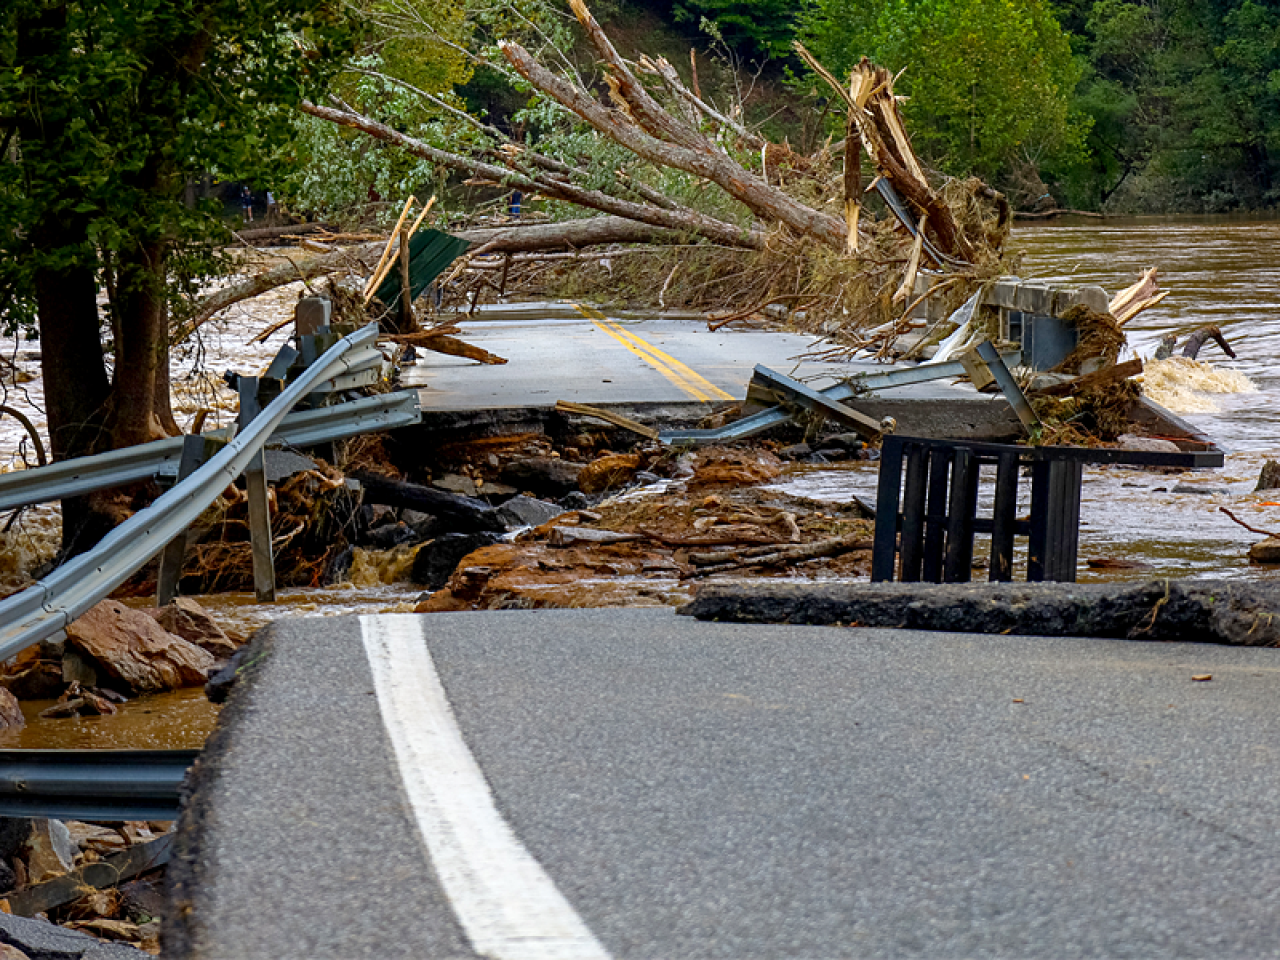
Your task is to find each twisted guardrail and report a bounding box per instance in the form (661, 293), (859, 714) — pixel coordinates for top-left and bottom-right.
(0, 322), (383, 659)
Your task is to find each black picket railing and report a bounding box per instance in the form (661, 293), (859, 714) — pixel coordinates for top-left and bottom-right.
(872, 435), (1220, 584)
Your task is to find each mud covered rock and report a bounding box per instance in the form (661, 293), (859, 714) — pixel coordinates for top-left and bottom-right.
(1, 648), (64, 701)
(499, 458), (585, 498)
(578, 454), (641, 494)
(0, 689), (23, 730)
(1249, 537), (1280, 563)
(1257, 459), (1280, 492)
(146, 598), (237, 659)
(688, 447), (782, 490)
(680, 580), (1280, 646)
(1116, 434), (1182, 454)
(65, 601), (215, 694)
(497, 495), (565, 529)
(411, 533), (504, 590)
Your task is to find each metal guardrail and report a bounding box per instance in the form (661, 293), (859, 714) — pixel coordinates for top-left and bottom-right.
(0, 323), (380, 660)
(659, 354), (1020, 445)
(0, 749), (197, 820)
(0, 387), (419, 513)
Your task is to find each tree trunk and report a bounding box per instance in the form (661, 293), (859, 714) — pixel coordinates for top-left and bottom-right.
(16, 2), (115, 554)
(112, 240), (170, 448)
(300, 101), (764, 251)
(153, 301), (181, 436)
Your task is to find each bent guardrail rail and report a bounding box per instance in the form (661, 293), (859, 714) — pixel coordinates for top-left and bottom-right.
(0, 323), (380, 660)
(0, 383), (419, 513)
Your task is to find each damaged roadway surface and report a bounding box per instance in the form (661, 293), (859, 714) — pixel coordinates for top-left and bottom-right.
(169, 608), (1280, 959)
(400, 303), (998, 410)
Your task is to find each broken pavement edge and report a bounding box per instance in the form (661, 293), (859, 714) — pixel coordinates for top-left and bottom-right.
(679, 580), (1280, 646)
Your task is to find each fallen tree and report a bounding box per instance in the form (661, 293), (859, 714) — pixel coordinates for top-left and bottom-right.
(287, 0), (1012, 342)
(181, 216), (683, 338)
(183, 5), (1014, 352)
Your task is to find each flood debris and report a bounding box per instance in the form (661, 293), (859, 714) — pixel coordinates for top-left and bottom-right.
(1154, 324), (1237, 362)
(408, 443), (873, 612)
(1218, 507), (1280, 563)
(0, 818), (170, 955)
(680, 579), (1280, 646)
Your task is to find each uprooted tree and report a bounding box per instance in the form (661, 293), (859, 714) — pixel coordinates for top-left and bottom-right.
(291, 0), (1011, 343)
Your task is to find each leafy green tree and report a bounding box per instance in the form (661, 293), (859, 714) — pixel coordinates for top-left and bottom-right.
(1066, 0), (1280, 210)
(1, 0), (351, 548)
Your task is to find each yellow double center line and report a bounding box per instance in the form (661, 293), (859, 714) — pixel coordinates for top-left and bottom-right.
(575, 304), (734, 403)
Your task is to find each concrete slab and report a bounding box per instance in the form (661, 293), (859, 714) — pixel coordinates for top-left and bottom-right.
(403, 302), (995, 412)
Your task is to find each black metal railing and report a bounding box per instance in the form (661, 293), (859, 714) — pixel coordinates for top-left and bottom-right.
(872, 435), (1218, 584)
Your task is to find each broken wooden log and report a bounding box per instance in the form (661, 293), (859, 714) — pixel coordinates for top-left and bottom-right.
(2, 834), (172, 918)
(555, 401), (660, 441)
(1180, 325), (1236, 360)
(1110, 267), (1168, 325)
(352, 472), (507, 533)
(682, 532), (873, 579)
(679, 580), (1280, 645)
(1031, 358), (1144, 398)
(233, 222), (336, 244)
(383, 332), (507, 365)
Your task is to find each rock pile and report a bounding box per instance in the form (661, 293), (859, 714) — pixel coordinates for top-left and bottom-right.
(0, 598), (238, 726)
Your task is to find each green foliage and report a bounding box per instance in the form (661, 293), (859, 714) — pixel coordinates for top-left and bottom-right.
(0, 0), (355, 332)
(672, 0), (797, 59)
(1068, 0), (1280, 210)
(800, 0), (1089, 189)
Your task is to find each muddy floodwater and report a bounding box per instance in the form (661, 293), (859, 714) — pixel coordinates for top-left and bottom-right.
(778, 216), (1280, 581)
(4, 217), (1280, 746)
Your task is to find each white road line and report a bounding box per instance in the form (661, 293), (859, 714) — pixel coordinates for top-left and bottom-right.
(359, 614), (611, 960)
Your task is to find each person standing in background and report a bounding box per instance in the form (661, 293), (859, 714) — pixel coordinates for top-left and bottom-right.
(241, 186), (254, 223)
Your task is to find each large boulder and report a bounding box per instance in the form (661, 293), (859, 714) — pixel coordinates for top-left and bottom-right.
(65, 601), (215, 694)
(499, 458), (585, 499)
(146, 598), (237, 658)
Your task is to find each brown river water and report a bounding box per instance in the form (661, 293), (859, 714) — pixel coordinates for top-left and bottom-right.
(8, 216), (1280, 747)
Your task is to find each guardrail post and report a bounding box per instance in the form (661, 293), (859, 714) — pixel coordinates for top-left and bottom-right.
(155, 435), (213, 607)
(238, 377), (277, 603)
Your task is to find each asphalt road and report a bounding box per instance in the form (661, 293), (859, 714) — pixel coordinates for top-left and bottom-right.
(400, 302), (992, 410)
(169, 608), (1280, 959)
